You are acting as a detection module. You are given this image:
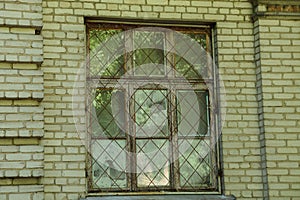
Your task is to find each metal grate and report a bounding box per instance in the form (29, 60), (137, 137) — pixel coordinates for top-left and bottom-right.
(89, 29), (125, 77)
(178, 139), (213, 188)
(133, 31), (165, 76)
(136, 139), (170, 188)
(86, 23), (219, 193)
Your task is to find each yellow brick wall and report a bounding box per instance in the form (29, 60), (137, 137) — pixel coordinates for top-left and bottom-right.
(254, 14), (300, 199)
(0, 0), (44, 199)
(41, 1), (263, 199)
(0, 0), (299, 199)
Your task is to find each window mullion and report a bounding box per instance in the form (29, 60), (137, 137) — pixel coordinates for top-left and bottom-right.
(125, 30), (138, 191)
(169, 89), (180, 190)
(128, 86), (137, 191)
(165, 30), (175, 78)
(87, 84), (94, 191)
(125, 29), (134, 76)
(86, 28), (93, 191)
(209, 83), (219, 190)
(165, 31), (180, 190)
(207, 30), (218, 189)
(206, 33), (213, 81)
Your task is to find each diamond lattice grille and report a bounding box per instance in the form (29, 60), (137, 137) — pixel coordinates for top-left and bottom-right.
(136, 139), (170, 188)
(178, 139), (213, 187)
(91, 139), (128, 190)
(89, 29), (125, 77)
(86, 23), (219, 192)
(134, 89), (168, 137)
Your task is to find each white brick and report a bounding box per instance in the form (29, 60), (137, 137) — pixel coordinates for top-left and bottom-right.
(147, 0), (168, 5)
(0, 162), (25, 169)
(0, 11), (22, 18)
(19, 185), (43, 193)
(0, 186), (18, 193)
(6, 153), (31, 161)
(9, 194), (30, 200)
(61, 24), (84, 31)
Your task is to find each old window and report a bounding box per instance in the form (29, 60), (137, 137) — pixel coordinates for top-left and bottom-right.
(86, 21), (220, 193)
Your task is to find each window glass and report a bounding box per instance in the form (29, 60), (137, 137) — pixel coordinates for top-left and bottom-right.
(89, 29), (125, 77)
(177, 90), (209, 137)
(87, 23), (217, 192)
(92, 139), (128, 189)
(136, 139), (170, 187)
(178, 139), (212, 187)
(174, 33), (207, 79)
(133, 31), (166, 76)
(134, 89), (168, 137)
(92, 89), (126, 138)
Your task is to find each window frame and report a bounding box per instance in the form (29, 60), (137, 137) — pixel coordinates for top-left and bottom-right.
(85, 19), (222, 194)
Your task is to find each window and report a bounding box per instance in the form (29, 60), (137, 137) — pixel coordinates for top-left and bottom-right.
(86, 21), (220, 193)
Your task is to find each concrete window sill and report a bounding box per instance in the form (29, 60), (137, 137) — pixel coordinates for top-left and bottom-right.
(81, 194), (236, 200)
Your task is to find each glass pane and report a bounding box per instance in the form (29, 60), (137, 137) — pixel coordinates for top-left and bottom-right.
(133, 31), (166, 76)
(136, 139), (170, 187)
(187, 33), (207, 49)
(174, 33), (207, 79)
(92, 89), (126, 138)
(134, 89), (168, 137)
(177, 90), (209, 136)
(92, 139), (127, 189)
(178, 139), (212, 187)
(89, 29), (125, 77)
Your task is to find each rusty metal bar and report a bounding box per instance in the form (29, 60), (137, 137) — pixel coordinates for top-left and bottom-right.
(87, 23), (219, 192)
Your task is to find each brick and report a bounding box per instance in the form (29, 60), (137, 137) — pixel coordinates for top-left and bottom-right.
(55, 8), (73, 15)
(62, 155), (85, 162)
(124, 0), (145, 4)
(19, 185), (43, 193)
(0, 162), (25, 169)
(12, 63), (38, 69)
(169, 0), (190, 6)
(62, 170), (85, 177)
(147, 0), (168, 5)
(13, 138), (39, 145)
(204, 14), (225, 21)
(62, 185), (85, 192)
(259, 19), (280, 26)
(182, 13), (203, 19)
(121, 11), (137, 17)
(13, 178), (39, 185)
(138, 12), (159, 18)
(191, 1), (211, 7)
(0, 11), (22, 18)
(20, 146), (43, 153)
(6, 153), (32, 161)
(0, 179), (12, 185)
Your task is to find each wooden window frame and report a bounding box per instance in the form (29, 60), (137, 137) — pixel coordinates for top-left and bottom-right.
(86, 19), (222, 194)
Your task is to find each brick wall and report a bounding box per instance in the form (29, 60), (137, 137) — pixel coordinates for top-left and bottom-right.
(253, 2), (300, 198)
(0, 0), (44, 199)
(41, 1), (263, 199)
(0, 0), (299, 199)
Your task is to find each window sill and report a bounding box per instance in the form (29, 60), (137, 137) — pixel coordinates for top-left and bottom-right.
(81, 194), (236, 200)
